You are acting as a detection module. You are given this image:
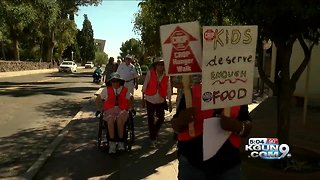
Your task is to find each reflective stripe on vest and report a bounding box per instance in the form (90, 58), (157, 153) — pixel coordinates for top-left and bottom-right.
(145, 69), (169, 98)
(177, 84), (241, 148)
(103, 86), (129, 110)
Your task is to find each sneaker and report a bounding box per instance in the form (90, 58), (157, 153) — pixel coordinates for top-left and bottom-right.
(108, 142), (116, 154)
(117, 142), (125, 151)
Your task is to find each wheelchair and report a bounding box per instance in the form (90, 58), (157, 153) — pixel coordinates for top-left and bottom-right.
(97, 110), (135, 151)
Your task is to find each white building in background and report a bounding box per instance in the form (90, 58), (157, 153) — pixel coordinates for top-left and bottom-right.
(94, 39), (106, 52)
(264, 41), (320, 106)
(290, 42), (320, 105)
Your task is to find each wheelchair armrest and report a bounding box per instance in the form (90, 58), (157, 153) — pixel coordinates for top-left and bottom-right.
(95, 111), (103, 118)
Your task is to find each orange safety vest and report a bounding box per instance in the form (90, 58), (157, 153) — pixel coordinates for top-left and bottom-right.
(177, 84), (242, 148)
(145, 69), (169, 98)
(104, 86), (129, 110)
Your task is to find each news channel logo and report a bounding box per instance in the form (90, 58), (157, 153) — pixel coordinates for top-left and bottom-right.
(245, 138), (291, 160)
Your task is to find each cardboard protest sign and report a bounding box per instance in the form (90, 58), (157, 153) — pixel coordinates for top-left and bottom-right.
(201, 26), (258, 110)
(160, 21), (202, 76)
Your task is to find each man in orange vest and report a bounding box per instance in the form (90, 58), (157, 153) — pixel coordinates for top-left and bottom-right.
(142, 57), (172, 147)
(96, 72), (133, 154)
(172, 82), (252, 179)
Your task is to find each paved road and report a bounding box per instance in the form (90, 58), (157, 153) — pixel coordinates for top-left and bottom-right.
(0, 68), (101, 177)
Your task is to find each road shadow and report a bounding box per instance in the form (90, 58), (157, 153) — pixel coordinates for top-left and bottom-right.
(47, 72), (93, 78)
(0, 100), (95, 178)
(0, 81), (65, 88)
(0, 86), (98, 97)
(36, 98), (84, 119)
(0, 122), (66, 178)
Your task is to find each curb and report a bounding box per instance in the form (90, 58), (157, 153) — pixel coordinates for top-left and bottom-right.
(0, 69), (58, 78)
(0, 66), (86, 78)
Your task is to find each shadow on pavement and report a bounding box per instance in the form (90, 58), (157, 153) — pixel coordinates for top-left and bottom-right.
(0, 86), (98, 97)
(0, 99), (92, 178)
(47, 72), (93, 78)
(0, 122), (65, 178)
(36, 98), (82, 119)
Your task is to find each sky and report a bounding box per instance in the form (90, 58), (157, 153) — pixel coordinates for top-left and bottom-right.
(75, 0), (141, 59)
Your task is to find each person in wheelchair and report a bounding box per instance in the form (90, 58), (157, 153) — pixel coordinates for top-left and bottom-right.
(96, 72), (133, 154)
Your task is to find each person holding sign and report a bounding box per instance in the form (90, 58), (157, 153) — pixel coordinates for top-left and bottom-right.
(142, 57), (172, 147)
(172, 82), (252, 180)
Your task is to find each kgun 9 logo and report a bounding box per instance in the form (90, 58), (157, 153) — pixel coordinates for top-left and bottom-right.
(245, 138), (291, 159)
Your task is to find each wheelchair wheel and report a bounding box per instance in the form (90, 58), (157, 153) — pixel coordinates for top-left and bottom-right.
(97, 116), (103, 147)
(97, 113), (109, 149)
(126, 111), (135, 151)
(129, 111), (135, 143)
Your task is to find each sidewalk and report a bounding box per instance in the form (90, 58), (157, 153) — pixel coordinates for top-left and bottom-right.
(0, 66), (85, 78)
(0, 68), (58, 78)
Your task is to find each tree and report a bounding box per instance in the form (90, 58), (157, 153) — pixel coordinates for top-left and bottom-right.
(0, 0), (38, 60)
(235, 0), (320, 145)
(78, 14), (95, 65)
(95, 51), (108, 66)
(119, 38), (145, 63)
(0, 20), (9, 60)
(61, 0), (102, 20)
(35, 0), (61, 62)
(54, 19), (78, 62)
(134, 0), (236, 57)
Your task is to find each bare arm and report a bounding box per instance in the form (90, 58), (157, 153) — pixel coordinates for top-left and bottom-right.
(95, 95), (103, 112)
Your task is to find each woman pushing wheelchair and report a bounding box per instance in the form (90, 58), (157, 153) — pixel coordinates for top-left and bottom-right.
(95, 72), (133, 154)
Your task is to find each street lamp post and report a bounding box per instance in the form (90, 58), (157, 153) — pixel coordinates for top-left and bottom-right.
(71, 51), (74, 61)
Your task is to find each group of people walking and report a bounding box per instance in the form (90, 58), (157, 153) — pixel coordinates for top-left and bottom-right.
(95, 55), (252, 180)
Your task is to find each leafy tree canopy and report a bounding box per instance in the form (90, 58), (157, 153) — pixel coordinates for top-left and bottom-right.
(120, 38), (145, 64)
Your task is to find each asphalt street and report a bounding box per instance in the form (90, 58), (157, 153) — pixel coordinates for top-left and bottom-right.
(0, 68), (101, 178)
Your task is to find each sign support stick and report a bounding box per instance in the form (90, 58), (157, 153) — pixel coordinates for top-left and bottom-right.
(182, 75), (195, 137)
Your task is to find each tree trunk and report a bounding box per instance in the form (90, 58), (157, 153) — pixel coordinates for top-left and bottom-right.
(274, 41), (295, 145)
(277, 83), (294, 144)
(1, 42), (6, 60)
(47, 31), (55, 62)
(13, 38), (20, 61)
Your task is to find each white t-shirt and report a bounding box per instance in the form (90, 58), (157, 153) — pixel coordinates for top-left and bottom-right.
(116, 62), (137, 82)
(117, 62), (137, 95)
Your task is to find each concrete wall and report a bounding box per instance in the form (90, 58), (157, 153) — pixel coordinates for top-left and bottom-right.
(290, 42), (320, 105)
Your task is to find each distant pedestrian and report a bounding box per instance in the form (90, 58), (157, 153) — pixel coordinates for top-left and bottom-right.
(132, 58), (142, 90)
(117, 54), (138, 112)
(116, 58), (122, 71)
(142, 57), (172, 147)
(103, 57), (117, 84)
